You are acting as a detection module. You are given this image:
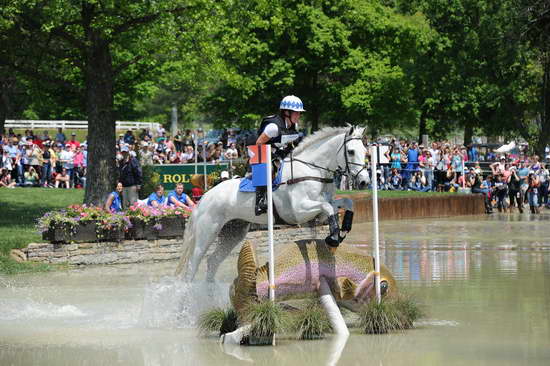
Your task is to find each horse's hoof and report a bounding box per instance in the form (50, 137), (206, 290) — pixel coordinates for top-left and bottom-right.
(325, 236), (339, 248)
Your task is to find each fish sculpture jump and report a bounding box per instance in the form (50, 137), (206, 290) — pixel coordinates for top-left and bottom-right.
(230, 239), (396, 317)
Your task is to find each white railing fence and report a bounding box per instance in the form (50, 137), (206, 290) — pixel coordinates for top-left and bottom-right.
(5, 120), (161, 131)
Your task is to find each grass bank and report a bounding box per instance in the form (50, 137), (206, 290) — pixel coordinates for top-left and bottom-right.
(0, 188), (83, 274)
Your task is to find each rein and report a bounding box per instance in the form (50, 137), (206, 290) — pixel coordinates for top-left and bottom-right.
(281, 133), (366, 186)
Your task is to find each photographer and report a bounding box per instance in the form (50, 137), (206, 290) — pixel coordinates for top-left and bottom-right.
(507, 166), (522, 213)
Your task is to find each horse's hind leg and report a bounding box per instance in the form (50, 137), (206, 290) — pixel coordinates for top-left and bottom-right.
(206, 220), (250, 282)
(185, 220), (225, 282)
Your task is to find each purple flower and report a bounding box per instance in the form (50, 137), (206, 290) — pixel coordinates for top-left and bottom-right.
(153, 223), (163, 231)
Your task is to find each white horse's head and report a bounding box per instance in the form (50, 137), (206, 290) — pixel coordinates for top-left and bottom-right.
(339, 126), (369, 190)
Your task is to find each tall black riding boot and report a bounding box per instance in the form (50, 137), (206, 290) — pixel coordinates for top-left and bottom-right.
(255, 186), (268, 216)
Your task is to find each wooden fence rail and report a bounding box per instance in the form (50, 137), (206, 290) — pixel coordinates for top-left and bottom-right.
(5, 120), (161, 131)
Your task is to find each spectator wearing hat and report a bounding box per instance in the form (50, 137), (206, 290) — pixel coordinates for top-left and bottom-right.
(168, 183), (196, 210)
(119, 144), (142, 209)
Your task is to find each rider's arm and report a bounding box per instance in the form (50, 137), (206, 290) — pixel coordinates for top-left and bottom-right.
(256, 123), (279, 145)
(256, 133), (271, 145)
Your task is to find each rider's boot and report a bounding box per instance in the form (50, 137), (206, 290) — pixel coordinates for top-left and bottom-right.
(325, 214), (340, 250)
(339, 210), (354, 242)
(255, 186), (268, 216)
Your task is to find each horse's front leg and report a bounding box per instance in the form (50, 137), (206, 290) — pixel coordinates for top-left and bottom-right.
(331, 197), (354, 243)
(294, 198), (340, 248)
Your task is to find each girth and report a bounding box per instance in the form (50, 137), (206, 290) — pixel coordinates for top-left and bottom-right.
(281, 176), (334, 185)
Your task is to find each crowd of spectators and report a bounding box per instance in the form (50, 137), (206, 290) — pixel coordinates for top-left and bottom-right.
(367, 139), (549, 213)
(0, 126), (246, 189)
(1, 127), (87, 189)
(1, 126), (548, 213)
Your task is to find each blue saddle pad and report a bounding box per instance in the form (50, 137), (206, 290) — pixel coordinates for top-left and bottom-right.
(239, 162), (283, 193)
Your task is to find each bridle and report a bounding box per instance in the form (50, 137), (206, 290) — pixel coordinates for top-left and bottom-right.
(283, 131), (367, 185)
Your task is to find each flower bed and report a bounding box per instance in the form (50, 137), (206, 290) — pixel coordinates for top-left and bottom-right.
(126, 204), (189, 239)
(38, 205), (132, 243)
(38, 204), (189, 244)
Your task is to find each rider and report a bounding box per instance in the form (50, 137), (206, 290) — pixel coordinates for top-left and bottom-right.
(254, 95), (305, 215)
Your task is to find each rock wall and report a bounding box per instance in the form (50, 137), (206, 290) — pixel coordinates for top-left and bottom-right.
(18, 194), (484, 266)
(20, 225), (329, 266)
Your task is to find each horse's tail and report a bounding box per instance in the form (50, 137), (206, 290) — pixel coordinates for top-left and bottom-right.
(175, 210), (197, 277)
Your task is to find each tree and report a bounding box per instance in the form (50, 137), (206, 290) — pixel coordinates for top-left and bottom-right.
(1, 0), (204, 204)
(205, 0), (435, 134)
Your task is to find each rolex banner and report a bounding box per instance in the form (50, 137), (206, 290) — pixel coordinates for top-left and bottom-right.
(152, 163), (229, 191)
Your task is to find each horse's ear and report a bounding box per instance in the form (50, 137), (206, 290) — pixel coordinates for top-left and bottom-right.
(349, 126), (355, 135)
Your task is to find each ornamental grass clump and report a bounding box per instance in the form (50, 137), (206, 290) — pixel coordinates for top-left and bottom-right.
(245, 300), (287, 338)
(290, 300), (331, 340)
(359, 299), (403, 334)
(360, 295), (424, 334)
(198, 307), (238, 336)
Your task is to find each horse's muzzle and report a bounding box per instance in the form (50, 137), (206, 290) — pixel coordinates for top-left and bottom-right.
(357, 180), (367, 190)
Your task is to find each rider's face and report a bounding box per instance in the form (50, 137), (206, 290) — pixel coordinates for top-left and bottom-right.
(289, 111), (301, 124)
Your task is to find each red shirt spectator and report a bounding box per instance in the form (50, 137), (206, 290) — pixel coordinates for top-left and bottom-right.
(66, 134), (81, 149)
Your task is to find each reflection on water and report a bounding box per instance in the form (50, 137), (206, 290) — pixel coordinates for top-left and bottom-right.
(1, 214), (550, 365)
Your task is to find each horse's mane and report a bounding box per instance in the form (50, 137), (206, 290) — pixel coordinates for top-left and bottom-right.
(293, 127), (349, 155)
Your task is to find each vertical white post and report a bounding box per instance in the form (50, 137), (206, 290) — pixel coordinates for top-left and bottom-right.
(266, 145), (275, 301)
(461, 155), (466, 189)
(370, 146), (381, 304)
(194, 137), (198, 174)
(203, 142), (208, 190)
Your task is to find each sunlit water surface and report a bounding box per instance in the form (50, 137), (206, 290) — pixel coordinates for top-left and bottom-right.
(1, 213), (549, 365)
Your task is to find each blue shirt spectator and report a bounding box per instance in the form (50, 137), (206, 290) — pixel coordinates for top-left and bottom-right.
(167, 183), (196, 209)
(147, 185), (167, 207)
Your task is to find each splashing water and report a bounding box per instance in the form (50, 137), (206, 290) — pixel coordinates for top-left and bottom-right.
(139, 276), (231, 329)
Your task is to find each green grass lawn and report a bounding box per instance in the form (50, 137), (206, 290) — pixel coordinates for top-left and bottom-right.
(0, 188), (83, 274)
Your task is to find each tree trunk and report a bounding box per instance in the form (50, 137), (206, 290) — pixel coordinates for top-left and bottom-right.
(418, 110), (427, 144)
(536, 56), (550, 157)
(0, 75), (14, 135)
(83, 32), (117, 205)
(463, 121), (474, 146)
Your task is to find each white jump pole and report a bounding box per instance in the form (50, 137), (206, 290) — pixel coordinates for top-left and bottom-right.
(194, 137), (198, 174)
(203, 142), (208, 190)
(461, 155), (466, 189)
(370, 146), (381, 304)
(266, 145), (275, 301)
